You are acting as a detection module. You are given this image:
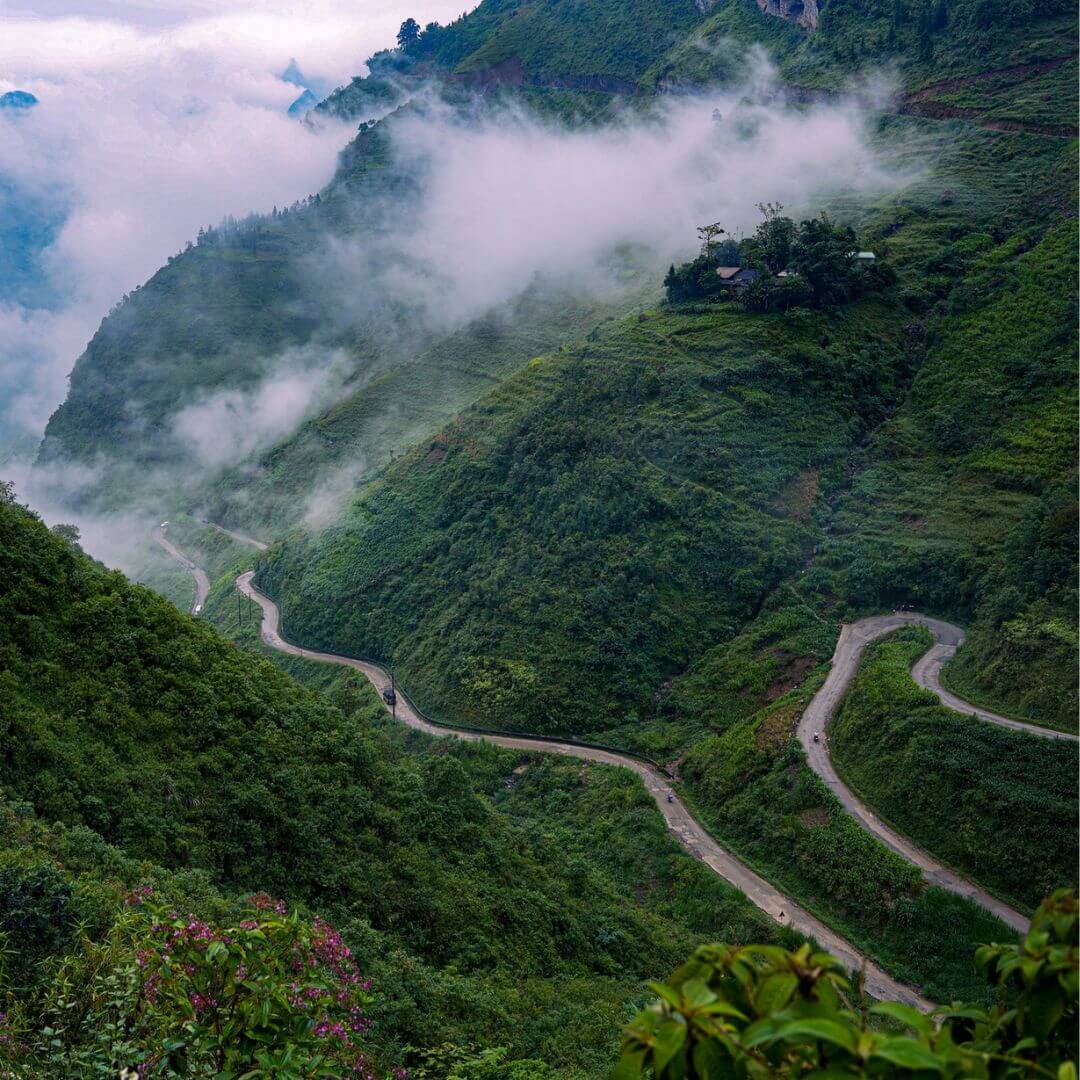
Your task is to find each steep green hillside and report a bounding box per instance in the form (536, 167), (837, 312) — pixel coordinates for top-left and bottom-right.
(825, 218), (1078, 729)
(831, 628), (1078, 911)
(258, 295), (917, 736)
(206, 276), (656, 535)
(653, 0), (1076, 121)
(35, 199), (341, 493)
(0, 492), (797, 1072)
(36, 0), (1077, 515)
(398, 0), (708, 86)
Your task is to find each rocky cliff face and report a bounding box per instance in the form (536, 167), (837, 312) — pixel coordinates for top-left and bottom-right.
(756, 0), (819, 31)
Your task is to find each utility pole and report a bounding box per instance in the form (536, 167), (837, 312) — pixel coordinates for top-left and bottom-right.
(391, 670), (397, 721)
(237, 591), (243, 627)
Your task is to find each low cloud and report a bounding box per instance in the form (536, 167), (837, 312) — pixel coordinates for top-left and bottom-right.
(326, 55), (911, 333)
(7, 27), (921, 570)
(172, 346), (352, 468)
(0, 0), (468, 449)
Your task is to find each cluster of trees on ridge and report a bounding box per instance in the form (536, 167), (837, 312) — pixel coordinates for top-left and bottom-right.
(665, 204), (896, 311)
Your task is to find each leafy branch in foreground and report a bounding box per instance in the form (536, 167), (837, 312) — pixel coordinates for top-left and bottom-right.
(616, 889), (1078, 1078)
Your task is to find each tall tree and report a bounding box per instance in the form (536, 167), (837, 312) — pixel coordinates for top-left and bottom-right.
(397, 17), (422, 49)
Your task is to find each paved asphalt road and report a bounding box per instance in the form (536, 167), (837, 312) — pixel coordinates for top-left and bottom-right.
(156, 525), (1069, 1012)
(797, 613), (1078, 936)
(155, 526), (209, 615)
(235, 569), (933, 1010)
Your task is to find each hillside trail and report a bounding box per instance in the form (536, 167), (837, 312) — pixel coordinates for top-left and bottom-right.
(155, 525), (209, 615)
(158, 527), (1072, 1010)
(798, 614), (1077, 936)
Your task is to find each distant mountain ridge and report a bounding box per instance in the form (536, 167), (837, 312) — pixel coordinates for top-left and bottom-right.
(0, 90), (38, 110)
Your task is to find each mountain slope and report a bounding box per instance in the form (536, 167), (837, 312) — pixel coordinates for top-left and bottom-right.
(206, 274), (657, 535)
(257, 296), (917, 736)
(0, 491), (796, 1071)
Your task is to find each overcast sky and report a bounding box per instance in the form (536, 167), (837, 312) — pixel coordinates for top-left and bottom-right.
(0, 0), (472, 448)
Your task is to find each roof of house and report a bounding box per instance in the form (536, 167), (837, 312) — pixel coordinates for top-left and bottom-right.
(716, 266), (759, 283)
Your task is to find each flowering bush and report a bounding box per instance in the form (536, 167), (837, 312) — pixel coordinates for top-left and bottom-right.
(0, 891), (382, 1079)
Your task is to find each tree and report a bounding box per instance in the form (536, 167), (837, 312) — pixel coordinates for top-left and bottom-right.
(697, 222), (726, 258)
(50, 523), (81, 547)
(745, 203), (796, 274)
(397, 17), (421, 49)
(789, 214), (859, 306)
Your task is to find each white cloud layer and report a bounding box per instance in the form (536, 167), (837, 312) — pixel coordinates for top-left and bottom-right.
(0, 0), (467, 443)
(361, 58), (908, 329)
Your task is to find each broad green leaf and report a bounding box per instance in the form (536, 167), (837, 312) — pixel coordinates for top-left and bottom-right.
(756, 972), (798, 1015)
(1026, 985), (1065, 1039)
(871, 1001), (933, 1036)
(653, 1020), (688, 1073)
(611, 1049), (646, 1079)
(692, 1038), (737, 1080)
(766, 1018), (858, 1055)
(872, 1037), (946, 1072)
(647, 980), (684, 1009)
(682, 978), (718, 1009)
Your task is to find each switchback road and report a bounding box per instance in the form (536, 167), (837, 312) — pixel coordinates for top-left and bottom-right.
(234, 569), (934, 1011)
(796, 614), (1076, 936)
(158, 526), (1069, 1011)
(155, 525), (209, 615)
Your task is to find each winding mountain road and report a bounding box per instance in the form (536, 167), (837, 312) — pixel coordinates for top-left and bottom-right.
(233, 570), (933, 1010)
(155, 526), (209, 615)
(798, 614), (1076, 936)
(197, 518), (269, 551)
(157, 526), (1073, 1010)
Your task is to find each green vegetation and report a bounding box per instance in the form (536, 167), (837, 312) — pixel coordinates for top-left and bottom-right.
(823, 218), (1078, 731)
(0, 493), (805, 1073)
(258, 296), (916, 737)
(830, 628), (1078, 910)
(618, 890), (1078, 1080)
(1, 888), (382, 1077)
(664, 208), (896, 311)
(675, 608), (1013, 1005)
(16, 0), (1079, 1071)
(651, 0), (1076, 117)
(393, 0), (708, 85)
(37, 202), (330, 476)
(206, 277), (656, 536)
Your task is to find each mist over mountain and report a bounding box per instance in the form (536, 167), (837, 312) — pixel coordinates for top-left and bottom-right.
(1, 0), (1076, 1074)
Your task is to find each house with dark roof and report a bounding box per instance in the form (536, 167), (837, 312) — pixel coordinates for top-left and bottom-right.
(715, 266), (760, 291)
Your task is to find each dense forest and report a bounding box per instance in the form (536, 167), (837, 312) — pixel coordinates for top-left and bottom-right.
(0, 493), (795, 1072)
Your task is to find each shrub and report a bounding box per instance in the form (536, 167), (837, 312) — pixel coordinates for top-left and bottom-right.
(616, 889), (1078, 1079)
(0, 892), (381, 1078)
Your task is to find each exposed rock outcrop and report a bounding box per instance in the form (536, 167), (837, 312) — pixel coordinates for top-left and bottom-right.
(756, 0), (819, 31)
